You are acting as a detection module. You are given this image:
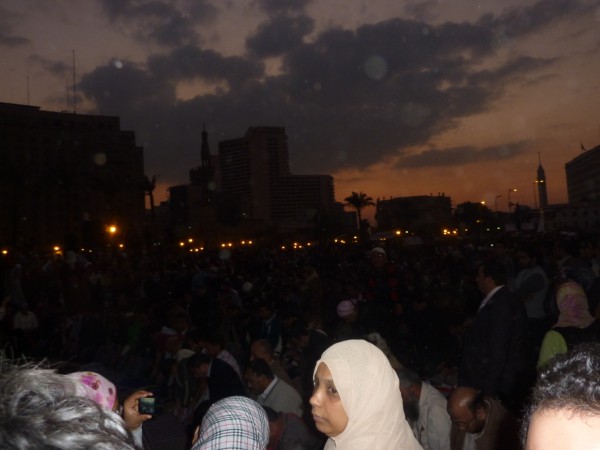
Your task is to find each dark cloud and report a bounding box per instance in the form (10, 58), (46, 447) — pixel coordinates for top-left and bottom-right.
(403, 0), (440, 22)
(396, 141), (530, 168)
(79, 0), (585, 183)
(493, 0), (588, 39)
(0, 6), (30, 46)
(256, 0), (312, 14)
(0, 30), (29, 46)
(28, 55), (70, 77)
(96, 0), (218, 46)
(469, 55), (558, 87)
(147, 45), (264, 88)
(246, 15), (314, 57)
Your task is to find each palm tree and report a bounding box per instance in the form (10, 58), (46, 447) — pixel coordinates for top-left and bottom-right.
(144, 174), (157, 217)
(344, 191), (375, 229)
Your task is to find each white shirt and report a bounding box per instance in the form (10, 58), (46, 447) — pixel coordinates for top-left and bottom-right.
(410, 382), (451, 450)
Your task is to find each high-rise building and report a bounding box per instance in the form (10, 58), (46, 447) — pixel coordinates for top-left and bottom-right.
(566, 144), (600, 204)
(536, 153), (548, 209)
(0, 102), (145, 249)
(218, 127), (334, 230)
(189, 125), (216, 204)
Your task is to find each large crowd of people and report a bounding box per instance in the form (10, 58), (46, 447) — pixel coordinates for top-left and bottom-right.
(1, 230), (600, 449)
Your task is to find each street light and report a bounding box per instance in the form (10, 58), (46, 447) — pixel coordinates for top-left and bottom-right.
(507, 188), (517, 212)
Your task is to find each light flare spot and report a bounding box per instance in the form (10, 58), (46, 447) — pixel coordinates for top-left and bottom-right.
(364, 55), (388, 80)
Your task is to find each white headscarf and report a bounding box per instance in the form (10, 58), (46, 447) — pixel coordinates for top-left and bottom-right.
(315, 340), (422, 450)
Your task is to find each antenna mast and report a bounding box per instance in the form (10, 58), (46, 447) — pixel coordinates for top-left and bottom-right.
(72, 49), (77, 114)
(27, 76), (30, 105)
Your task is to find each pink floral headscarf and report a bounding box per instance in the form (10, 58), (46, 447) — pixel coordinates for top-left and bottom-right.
(554, 280), (595, 329)
(66, 371), (117, 410)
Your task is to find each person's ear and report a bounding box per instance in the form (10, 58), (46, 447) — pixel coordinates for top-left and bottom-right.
(475, 405), (486, 421)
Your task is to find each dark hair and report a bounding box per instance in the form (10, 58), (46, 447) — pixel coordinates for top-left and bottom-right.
(188, 352), (211, 368)
(251, 339), (274, 358)
(246, 358), (273, 379)
(517, 243), (540, 261)
(478, 260), (507, 286)
(189, 328), (225, 347)
(289, 319), (309, 339)
(521, 343), (600, 444)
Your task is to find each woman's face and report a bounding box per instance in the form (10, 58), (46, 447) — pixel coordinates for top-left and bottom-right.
(309, 362), (349, 437)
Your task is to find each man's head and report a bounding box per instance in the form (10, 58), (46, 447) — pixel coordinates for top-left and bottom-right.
(250, 339), (275, 364)
(245, 358), (274, 396)
(523, 343), (600, 450)
(516, 244), (539, 270)
(397, 367), (422, 422)
(369, 247), (388, 269)
(447, 387), (488, 434)
(289, 319), (310, 349)
(475, 260), (506, 295)
(187, 329), (224, 357)
(188, 352), (212, 378)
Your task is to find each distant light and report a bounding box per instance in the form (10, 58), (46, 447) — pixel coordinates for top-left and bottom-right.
(118, 244), (124, 248)
(1, 249), (7, 256)
(307, 242), (312, 246)
(53, 246), (61, 252)
(180, 242), (185, 247)
(107, 225), (117, 234)
(188, 238), (193, 243)
(395, 230), (401, 235)
(228, 243), (232, 247)
(248, 240), (253, 245)
(241, 240), (246, 245)
(281, 246), (286, 250)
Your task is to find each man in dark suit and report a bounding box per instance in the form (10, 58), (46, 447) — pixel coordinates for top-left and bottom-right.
(459, 260), (530, 411)
(188, 352), (246, 403)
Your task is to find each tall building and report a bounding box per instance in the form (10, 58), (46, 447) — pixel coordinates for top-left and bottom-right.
(0, 102), (145, 249)
(189, 125), (216, 204)
(566, 144), (600, 204)
(218, 127), (334, 230)
(536, 153), (548, 209)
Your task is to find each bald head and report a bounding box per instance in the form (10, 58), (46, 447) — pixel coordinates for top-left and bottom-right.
(447, 387), (487, 434)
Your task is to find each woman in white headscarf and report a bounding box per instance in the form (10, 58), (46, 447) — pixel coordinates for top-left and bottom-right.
(310, 339), (422, 449)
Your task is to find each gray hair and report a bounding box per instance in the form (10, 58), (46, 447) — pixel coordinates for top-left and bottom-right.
(0, 362), (136, 449)
(396, 367), (422, 389)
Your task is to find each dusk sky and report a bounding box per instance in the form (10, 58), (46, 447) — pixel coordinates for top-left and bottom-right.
(2, 0), (600, 219)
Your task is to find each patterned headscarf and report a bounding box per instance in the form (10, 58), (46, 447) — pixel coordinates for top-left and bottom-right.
(192, 396), (269, 450)
(315, 340), (422, 450)
(554, 280), (595, 329)
(65, 371), (117, 411)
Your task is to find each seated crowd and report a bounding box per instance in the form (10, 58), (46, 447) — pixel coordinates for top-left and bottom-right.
(1, 232), (600, 449)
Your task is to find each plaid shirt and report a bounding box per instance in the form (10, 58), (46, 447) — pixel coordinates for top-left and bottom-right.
(193, 396), (269, 449)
